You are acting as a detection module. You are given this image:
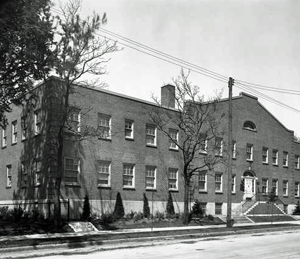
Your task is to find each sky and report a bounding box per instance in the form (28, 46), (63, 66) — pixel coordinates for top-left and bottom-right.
(51, 0), (300, 135)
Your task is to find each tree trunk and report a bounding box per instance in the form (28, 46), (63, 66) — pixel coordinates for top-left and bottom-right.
(183, 177), (190, 225)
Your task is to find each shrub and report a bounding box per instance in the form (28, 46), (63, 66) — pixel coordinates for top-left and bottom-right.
(191, 199), (203, 218)
(143, 193), (151, 218)
(113, 192), (125, 220)
(166, 192), (175, 217)
(100, 212), (114, 225)
(155, 211), (165, 220)
(81, 194), (91, 221)
(133, 211), (144, 221)
(0, 206), (8, 220)
(125, 210), (135, 220)
(293, 201), (300, 215)
(207, 214), (214, 221)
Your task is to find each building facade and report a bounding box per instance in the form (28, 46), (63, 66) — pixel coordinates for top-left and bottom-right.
(0, 77), (299, 219)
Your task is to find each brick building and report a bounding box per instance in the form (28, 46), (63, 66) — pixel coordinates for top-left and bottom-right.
(0, 77), (299, 219)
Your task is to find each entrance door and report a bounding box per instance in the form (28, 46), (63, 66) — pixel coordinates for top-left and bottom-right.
(244, 177), (255, 199)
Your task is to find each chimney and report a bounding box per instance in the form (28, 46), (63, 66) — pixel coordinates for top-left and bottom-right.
(161, 84), (175, 108)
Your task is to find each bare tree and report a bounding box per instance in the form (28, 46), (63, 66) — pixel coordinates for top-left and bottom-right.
(151, 69), (225, 224)
(49, 0), (119, 225)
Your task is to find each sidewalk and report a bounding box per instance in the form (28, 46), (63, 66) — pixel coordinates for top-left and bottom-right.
(1, 221), (300, 259)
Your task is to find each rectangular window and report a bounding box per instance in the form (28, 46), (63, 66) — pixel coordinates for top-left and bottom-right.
(215, 137), (223, 156)
(246, 144), (253, 161)
(11, 120), (17, 144)
(283, 151), (288, 167)
(295, 182), (300, 197)
(146, 124), (157, 146)
(145, 166), (156, 190)
(215, 203), (222, 215)
(97, 161), (111, 187)
(169, 128), (178, 150)
(2, 128), (7, 147)
(68, 108), (81, 133)
(215, 173), (223, 193)
(272, 179), (278, 195)
(64, 157), (80, 185)
(272, 149), (278, 165)
(262, 147), (268, 164)
(200, 139), (208, 154)
(283, 180), (288, 196)
(168, 168), (178, 190)
(125, 120), (134, 139)
(98, 113), (111, 139)
(262, 178), (268, 194)
(232, 141), (236, 159)
(232, 175), (236, 193)
(6, 165), (12, 187)
(34, 159), (42, 186)
(34, 110), (42, 135)
(200, 202), (207, 215)
(21, 162), (27, 187)
(21, 116), (27, 140)
(199, 171), (207, 192)
(123, 164), (135, 188)
(295, 155), (300, 170)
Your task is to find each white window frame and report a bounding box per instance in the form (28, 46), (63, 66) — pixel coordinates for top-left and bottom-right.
(215, 203), (222, 215)
(215, 137), (223, 156)
(232, 175), (236, 193)
(232, 141), (236, 159)
(262, 147), (268, 164)
(199, 171), (207, 192)
(6, 165), (12, 187)
(283, 180), (288, 197)
(97, 160), (111, 187)
(200, 139), (208, 154)
(145, 166), (156, 190)
(11, 120), (17, 144)
(34, 109), (42, 135)
(169, 128), (178, 150)
(246, 144), (253, 161)
(215, 173), (223, 193)
(64, 157), (80, 185)
(146, 124), (157, 147)
(125, 119), (134, 139)
(262, 178), (268, 194)
(168, 168), (178, 191)
(98, 113), (111, 139)
(2, 128), (7, 147)
(272, 149), (278, 165)
(68, 108), (81, 133)
(272, 179), (278, 196)
(295, 182), (300, 197)
(283, 151), (288, 167)
(123, 164), (135, 188)
(295, 155), (300, 170)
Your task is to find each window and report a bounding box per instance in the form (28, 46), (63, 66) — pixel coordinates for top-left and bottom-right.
(231, 175), (236, 193)
(33, 159), (42, 186)
(34, 110), (42, 135)
(125, 120), (134, 139)
(295, 182), (299, 197)
(123, 164), (135, 188)
(283, 180), (288, 197)
(6, 165), (12, 187)
(97, 161), (111, 187)
(272, 149), (278, 165)
(215, 203), (222, 215)
(215, 137), (223, 156)
(246, 144), (253, 161)
(98, 113), (111, 139)
(2, 128), (7, 147)
(243, 121), (256, 131)
(232, 141), (236, 159)
(146, 124), (156, 146)
(283, 151), (288, 167)
(272, 179), (278, 196)
(64, 157), (80, 185)
(295, 155), (300, 170)
(200, 138), (208, 154)
(11, 120), (17, 144)
(68, 108), (81, 133)
(262, 147), (268, 164)
(21, 116), (27, 140)
(199, 202), (207, 215)
(169, 129), (178, 150)
(262, 178), (268, 194)
(215, 173), (223, 193)
(199, 171), (207, 192)
(21, 162), (27, 187)
(145, 166), (156, 190)
(168, 168), (178, 190)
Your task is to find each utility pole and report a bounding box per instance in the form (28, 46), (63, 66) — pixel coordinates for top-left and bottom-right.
(227, 77), (234, 228)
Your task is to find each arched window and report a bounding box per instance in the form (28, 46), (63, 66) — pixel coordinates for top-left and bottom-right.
(243, 121), (256, 131)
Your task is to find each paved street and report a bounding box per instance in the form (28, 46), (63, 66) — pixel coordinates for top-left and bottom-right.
(26, 229), (300, 259)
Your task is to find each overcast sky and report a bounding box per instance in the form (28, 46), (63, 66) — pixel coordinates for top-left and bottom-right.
(52, 0), (300, 135)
